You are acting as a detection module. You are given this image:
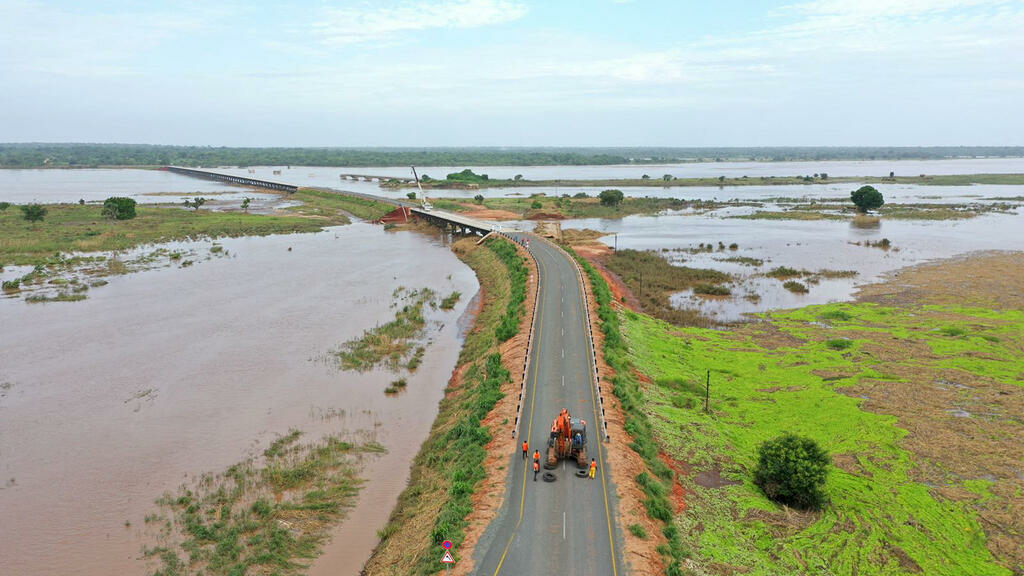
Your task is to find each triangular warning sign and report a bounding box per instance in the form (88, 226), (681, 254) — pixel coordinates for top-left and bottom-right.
(441, 551), (455, 563)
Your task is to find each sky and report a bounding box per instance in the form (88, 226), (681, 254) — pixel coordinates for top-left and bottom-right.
(1, 0), (1023, 146)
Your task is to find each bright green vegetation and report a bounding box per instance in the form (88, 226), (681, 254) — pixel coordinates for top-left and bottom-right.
(489, 239), (529, 341)
(366, 237), (525, 575)
(565, 246), (691, 575)
(143, 432), (385, 576)
(439, 290), (461, 310)
(717, 256), (765, 267)
(334, 288), (436, 372)
(604, 249), (731, 326)
(4, 143), (1024, 168)
(622, 300), (1024, 575)
(629, 523), (648, 539)
(0, 195), (348, 267)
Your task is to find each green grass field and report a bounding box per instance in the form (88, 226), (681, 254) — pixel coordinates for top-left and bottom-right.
(622, 301), (1023, 575)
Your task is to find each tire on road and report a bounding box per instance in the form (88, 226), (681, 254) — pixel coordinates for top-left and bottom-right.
(542, 472), (557, 482)
(575, 469), (589, 478)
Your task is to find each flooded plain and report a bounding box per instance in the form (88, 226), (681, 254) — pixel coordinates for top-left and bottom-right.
(564, 207), (1024, 322)
(0, 223), (477, 575)
(0, 168), (257, 205)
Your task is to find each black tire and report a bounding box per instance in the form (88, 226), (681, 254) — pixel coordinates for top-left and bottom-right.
(542, 472), (557, 482)
(575, 469), (589, 478)
(543, 461), (557, 470)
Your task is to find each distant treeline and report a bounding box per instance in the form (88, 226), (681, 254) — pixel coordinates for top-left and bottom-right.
(2, 143), (1023, 168)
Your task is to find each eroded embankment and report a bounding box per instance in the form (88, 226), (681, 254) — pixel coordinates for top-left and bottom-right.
(362, 235), (536, 575)
(620, 251), (1024, 575)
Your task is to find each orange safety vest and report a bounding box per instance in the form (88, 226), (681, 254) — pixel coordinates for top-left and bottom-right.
(533, 461), (540, 472)
(590, 461), (597, 471)
(533, 451), (539, 461)
(522, 441), (528, 452)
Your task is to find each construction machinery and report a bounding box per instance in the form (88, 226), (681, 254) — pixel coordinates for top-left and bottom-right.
(547, 408), (587, 468)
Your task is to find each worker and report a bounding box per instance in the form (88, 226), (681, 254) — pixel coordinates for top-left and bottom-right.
(573, 432), (582, 449)
(589, 458), (597, 479)
(533, 460), (540, 481)
(522, 440), (528, 460)
(533, 450), (540, 466)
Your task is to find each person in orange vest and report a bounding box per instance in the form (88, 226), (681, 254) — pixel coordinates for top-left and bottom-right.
(533, 460), (540, 481)
(522, 440), (528, 461)
(589, 458), (597, 479)
(533, 450), (540, 466)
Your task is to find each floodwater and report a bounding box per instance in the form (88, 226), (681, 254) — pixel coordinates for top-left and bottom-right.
(220, 157), (1024, 181)
(563, 207), (1024, 322)
(0, 223), (477, 576)
(213, 163), (1024, 204)
(0, 168), (260, 205)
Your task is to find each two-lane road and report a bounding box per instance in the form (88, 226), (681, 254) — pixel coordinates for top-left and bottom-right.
(474, 235), (623, 575)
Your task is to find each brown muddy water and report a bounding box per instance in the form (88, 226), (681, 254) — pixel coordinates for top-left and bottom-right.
(564, 207), (1024, 322)
(0, 223), (477, 575)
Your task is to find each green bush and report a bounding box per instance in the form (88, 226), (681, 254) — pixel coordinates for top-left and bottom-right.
(473, 194), (484, 204)
(103, 196), (137, 220)
(851, 185), (884, 213)
(783, 280), (809, 294)
(0, 201), (10, 211)
(599, 188), (624, 206)
(20, 203), (47, 222)
(530, 200), (542, 209)
(628, 523), (647, 539)
(753, 434), (830, 509)
(826, 339), (852, 350)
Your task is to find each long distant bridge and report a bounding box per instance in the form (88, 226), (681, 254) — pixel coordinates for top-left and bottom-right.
(165, 166), (496, 236)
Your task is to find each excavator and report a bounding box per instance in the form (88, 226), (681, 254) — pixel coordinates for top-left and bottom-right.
(546, 408), (588, 468)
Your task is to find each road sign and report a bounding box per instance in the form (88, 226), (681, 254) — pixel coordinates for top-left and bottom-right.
(442, 540), (452, 550)
(442, 551), (455, 564)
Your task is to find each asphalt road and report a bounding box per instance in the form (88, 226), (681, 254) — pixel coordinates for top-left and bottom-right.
(473, 234), (623, 576)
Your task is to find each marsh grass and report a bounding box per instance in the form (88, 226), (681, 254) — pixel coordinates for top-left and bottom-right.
(335, 288), (436, 372)
(783, 280), (809, 294)
(604, 248), (731, 327)
(439, 291), (461, 310)
(145, 433), (384, 576)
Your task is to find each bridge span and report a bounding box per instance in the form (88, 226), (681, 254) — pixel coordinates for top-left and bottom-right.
(167, 166), (497, 236)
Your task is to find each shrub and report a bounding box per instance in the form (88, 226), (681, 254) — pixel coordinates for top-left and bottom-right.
(572, 192), (589, 199)
(599, 189), (624, 207)
(407, 191), (417, 199)
(530, 200), (542, 209)
(629, 523), (648, 539)
(783, 280), (809, 293)
(850, 185), (884, 213)
(183, 197), (206, 211)
(826, 339), (852, 350)
(473, 194), (484, 204)
(0, 201), (11, 211)
(241, 197), (252, 212)
(820, 309), (853, 321)
(754, 434), (830, 509)
(21, 203), (47, 223)
(103, 196), (137, 220)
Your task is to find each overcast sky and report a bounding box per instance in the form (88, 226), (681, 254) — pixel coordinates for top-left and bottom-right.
(2, 0), (1022, 146)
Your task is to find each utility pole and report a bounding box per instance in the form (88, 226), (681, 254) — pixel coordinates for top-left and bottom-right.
(704, 370), (711, 413)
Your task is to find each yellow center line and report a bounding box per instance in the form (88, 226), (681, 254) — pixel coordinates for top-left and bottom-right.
(494, 243), (547, 576)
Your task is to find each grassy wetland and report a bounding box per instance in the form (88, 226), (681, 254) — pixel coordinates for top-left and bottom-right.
(613, 253), (1024, 575)
(142, 431), (386, 576)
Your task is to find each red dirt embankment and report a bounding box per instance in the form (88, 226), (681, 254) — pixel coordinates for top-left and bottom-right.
(449, 239), (539, 576)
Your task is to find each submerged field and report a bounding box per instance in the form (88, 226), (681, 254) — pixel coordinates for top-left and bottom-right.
(620, 253), (1023, 575)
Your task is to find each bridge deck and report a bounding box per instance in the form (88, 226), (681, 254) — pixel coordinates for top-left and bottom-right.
(167, 166), (497, 235)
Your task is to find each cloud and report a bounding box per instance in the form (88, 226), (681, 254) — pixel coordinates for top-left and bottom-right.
(313, 0), (528, 45)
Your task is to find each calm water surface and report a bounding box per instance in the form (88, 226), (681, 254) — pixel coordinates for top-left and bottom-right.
(0, 223), (477, 576)
(564, 208), (1024, 322)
